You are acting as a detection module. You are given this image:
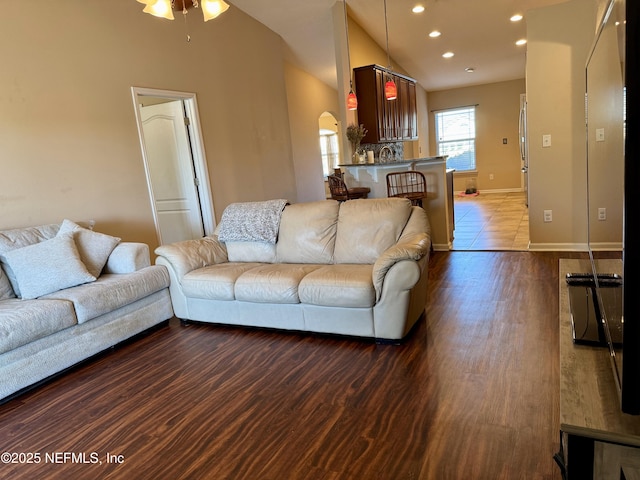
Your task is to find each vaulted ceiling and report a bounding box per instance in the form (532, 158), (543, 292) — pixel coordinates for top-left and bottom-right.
(230, 0), (571, 91)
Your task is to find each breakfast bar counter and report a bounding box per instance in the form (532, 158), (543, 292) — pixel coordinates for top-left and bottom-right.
(338, 156), (454, 250)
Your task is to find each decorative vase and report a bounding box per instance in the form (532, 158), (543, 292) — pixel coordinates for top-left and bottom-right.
(351, 142), (361, 164)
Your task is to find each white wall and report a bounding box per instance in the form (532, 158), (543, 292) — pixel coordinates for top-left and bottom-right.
(284, 63), (339, 202)
(0, 2), (297, 252)
(526, 0), (597, 250)
(427, 79), (526, 193)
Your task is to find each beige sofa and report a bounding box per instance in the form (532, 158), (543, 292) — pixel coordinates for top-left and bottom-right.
(0, 221), (174, 402)
(155, 198), (431, 341)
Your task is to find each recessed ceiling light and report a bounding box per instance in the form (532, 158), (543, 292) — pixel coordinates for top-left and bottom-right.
(510, 14), (523, 22)
(412, 5), (425, 13)
(429, 30), (441, 38)
(442, 52), (454, 58)
(465, 67), (475, 73)
(515, 39), (527, 46)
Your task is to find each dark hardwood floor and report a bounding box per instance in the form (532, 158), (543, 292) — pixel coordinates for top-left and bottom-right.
(0, 251), (577, 479)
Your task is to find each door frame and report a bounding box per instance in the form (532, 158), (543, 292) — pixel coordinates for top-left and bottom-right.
(131, 87), (216, 242)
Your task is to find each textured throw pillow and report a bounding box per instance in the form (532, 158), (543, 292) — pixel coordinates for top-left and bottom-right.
(2, 232), (96, 299)
(57, 219), (120, 278)
(0, 223), (59, 298)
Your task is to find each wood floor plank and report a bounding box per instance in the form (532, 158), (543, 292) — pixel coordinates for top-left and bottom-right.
(0, 251), (577, 479)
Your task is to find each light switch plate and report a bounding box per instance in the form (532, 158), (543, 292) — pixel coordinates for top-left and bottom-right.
(542, 134), (551, 148)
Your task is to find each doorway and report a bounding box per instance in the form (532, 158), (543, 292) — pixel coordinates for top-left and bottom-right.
(451, 191), (529, 250)
(319, 112), (339, 199)
(131, 87), (215, 245)
(319, 111), (340, 177)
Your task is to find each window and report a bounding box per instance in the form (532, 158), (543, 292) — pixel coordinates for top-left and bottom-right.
(435, 106), (476, 171)
(319, 130), (339, 177)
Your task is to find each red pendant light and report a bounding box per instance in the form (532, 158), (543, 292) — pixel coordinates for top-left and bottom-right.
(344, 1), (358, 111)
(385, 79), (397, 100)
(347, 89), (358, 110)
(382, 0), (396, 101)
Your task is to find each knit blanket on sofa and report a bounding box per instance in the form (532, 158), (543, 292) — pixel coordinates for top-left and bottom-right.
(217, 199), (288, 244)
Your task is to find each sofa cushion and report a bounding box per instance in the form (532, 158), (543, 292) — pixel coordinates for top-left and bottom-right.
(182, 263), (263, 301)
(58, 219), (120, 277)
(1, 233), (96, 299)
(225, 241), (277, 264)
(333, 198), (413, 264)
(0, 224), (59, 297)
(0, 298), (77, 355)
(298, 264), (375, 308)
(40, 266), (169, 324)
(0, 224), (59, 251)
(235, 264), (321, 304)
(276, 201), (339, 264)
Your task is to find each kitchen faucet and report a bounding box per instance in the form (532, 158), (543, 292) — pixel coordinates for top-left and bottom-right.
(379, 145), (394, 163)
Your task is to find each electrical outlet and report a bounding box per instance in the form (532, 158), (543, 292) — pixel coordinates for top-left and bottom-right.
(598, 208), (606, 221)
(544, 210), (553, 222)
(489, 173), (494, 180)
(542, 134), (552, 148)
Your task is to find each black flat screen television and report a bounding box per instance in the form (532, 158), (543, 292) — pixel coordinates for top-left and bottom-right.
(587, 0), (640, 415)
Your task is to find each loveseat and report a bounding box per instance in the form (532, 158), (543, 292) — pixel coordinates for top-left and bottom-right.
(0, 220), (174, 402)
(155, 198), (431, 341)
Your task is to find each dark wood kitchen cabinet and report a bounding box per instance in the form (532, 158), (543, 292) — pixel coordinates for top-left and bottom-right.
(353, 65), (418, 144)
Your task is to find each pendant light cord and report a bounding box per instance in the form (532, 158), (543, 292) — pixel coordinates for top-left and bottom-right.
(384, 0), (391, 70)
(343, 0), (353, 89)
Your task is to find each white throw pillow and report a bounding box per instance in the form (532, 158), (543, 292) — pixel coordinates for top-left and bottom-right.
(57, 219), (120, 278)
(2, 232), (96, 299)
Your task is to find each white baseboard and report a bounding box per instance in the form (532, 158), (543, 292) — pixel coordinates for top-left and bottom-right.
(528, 242), (589, 252)
(454, 187), (524, 196)
(589, 242), (623, 251)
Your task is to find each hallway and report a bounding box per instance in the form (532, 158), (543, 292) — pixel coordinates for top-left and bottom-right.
(452, 191), (529, 251)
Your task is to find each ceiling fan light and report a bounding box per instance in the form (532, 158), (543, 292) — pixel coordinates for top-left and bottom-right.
(347, 90), (358, 110)
(201, 0), (230, 21)
(385, 80), (397, 100)
(142, 0), (174, 20)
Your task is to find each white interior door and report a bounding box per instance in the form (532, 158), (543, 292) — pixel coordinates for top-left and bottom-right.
(141, 101), (205, 244)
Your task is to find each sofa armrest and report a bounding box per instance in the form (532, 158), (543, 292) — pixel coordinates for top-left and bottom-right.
(372, 232), (431, 300)
(103, 242), (150, 274)
(154, 236), (228, 280)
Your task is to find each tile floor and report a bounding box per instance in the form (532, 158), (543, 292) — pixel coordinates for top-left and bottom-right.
(452, 191), (529, 251)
